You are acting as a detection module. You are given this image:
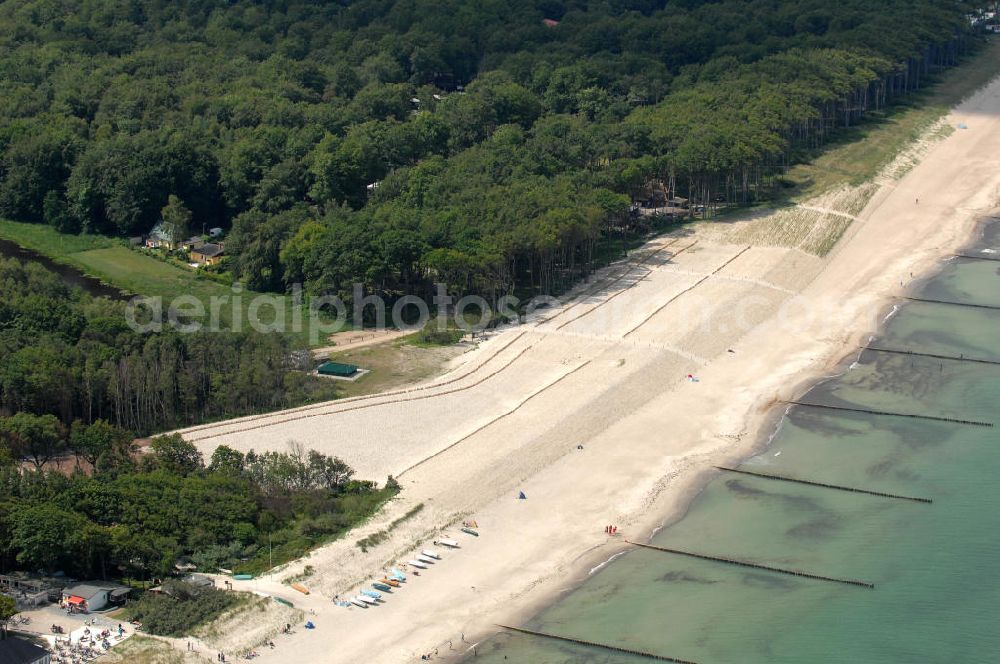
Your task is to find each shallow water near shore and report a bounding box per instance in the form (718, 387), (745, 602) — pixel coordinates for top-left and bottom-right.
(470, 220), (1000, 663)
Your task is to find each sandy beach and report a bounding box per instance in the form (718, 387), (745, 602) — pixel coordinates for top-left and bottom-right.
(174, 72), (1000, 663)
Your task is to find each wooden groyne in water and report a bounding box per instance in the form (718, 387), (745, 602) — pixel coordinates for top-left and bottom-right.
(497, 624), (699, 663)
(715, 466), (932, 504)
(955, 253), (1000, 262)
(904, 296), (1000, 311)
(787, 401), (993, 428)
(864, 346), (1000, 367)
(626, 541), (874, 589)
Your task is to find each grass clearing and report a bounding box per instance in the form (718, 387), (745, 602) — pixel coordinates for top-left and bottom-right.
(328, 338), (469, 398)
(0, 219), (331, 346)
(0, 218), (116, 254)
(73, 246), (231, 300)
(0, 219), (228, 302)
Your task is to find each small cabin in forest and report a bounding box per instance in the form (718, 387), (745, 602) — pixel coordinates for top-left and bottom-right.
(190, 243), (224, 265)
(181, 236), (205, 251)
(145, 222), (174, 250)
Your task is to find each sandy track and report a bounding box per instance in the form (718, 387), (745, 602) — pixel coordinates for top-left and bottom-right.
(195, 73), (1000, 664)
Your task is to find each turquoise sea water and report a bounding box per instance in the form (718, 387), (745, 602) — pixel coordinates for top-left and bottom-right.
(472, 222), (1000, 663)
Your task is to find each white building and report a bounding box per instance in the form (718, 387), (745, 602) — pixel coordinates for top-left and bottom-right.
(61, 582), (130, 613)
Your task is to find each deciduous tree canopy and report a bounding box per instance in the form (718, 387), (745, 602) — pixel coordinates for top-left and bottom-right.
(0, 257), (338, 434)
(0, 0), (979, 304)
(0, 428), (395, 579)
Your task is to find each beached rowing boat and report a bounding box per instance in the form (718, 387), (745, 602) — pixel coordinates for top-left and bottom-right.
(361, 590), (381, 600)
(408, 559), (427, 569)
(380, 578), (400, 587)
(438, 538), (460, 548)
(372, 582), (392, 592)
(460, 527), (479, 537)
(357, 595), (378, 605)
(350, 597), (367, 608)
(416, 554), (435, 564)
(390, 568), (407, 581)
(421, 549), (441, 560)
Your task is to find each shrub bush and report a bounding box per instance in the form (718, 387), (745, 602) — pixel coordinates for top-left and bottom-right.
(124, 581), (240, 637)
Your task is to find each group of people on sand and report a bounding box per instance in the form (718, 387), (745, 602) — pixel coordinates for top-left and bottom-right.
(604, 524), (618, 534)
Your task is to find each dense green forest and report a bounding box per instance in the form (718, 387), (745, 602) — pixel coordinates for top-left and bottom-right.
(0, 427), (396, 579)
(0, 257), (338, 432)
(0, 0), (983, 304)
(0, 258), (395, 580)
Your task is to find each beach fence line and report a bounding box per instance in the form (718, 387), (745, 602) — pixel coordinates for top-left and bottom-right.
(497, 624), (699, 663)
(715, 466), (933, 504)
(786, 401), (993, 428)
(955, 253), (1000, 262)
(550, 237), (683, 330)
(903, 296), (1000, 312)
(396, 359), (593, 477)
(622, 244), (750, 339)
(864, 345), (1000, 367)
(625, 541), (875, 589)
